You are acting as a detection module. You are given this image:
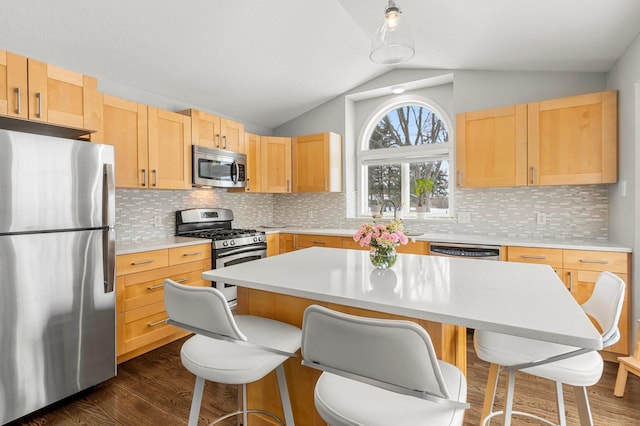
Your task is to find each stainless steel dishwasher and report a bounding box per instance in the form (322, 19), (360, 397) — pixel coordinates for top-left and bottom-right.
(429, 242), (501, 260)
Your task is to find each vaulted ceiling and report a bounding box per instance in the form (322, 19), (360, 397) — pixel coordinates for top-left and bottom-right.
(1, 0), (639, 130)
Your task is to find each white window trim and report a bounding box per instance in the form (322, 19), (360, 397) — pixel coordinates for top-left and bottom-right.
(356, 95), (455, 219)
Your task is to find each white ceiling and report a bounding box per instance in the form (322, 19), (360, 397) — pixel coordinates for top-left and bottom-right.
(1, 0), (639, 130)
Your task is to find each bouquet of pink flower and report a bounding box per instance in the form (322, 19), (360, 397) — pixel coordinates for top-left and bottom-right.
(353, 219), (409, 252)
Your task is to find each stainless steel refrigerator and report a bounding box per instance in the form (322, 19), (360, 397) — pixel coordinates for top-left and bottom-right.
(0, 129), (116, 424)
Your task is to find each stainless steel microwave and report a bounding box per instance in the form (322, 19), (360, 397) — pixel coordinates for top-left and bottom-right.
(192, 145), (247, 188)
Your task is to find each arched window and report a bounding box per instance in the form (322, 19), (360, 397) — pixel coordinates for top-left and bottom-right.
(357, 97), (453, 218)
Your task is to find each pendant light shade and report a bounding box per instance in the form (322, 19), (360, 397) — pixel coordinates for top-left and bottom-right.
(370, 0), (414, 64)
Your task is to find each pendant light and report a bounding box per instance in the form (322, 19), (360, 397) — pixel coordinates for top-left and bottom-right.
(370, 0), (415, 64)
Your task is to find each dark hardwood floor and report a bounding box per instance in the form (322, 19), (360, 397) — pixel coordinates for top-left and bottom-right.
(11, 332), (640, 425)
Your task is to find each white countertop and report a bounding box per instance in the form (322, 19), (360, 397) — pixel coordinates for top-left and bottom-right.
(203, 247), (602, 350)
(116, 236), (211, 255)
(258, 227), (631, 252)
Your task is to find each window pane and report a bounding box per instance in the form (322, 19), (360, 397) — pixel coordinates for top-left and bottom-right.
(367, 164), (401, 213)
(409, 160), (449, 214)
(369, 105), (448, 150)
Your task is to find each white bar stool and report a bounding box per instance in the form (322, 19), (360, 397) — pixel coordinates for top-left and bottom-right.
(301, 305), (469, 426)
(474, 271), (625, 426)
(164, 279), (301, 426)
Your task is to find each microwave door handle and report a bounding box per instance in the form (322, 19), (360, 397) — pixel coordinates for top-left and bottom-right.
(232, 160), (239, 184)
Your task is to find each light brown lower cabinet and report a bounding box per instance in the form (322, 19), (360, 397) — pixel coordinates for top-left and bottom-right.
(507, 246), (631, 358)
(116, 244), (211, 363)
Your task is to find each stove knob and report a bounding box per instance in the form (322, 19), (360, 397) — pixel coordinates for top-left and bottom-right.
(259, 235), (265, 242)
(230, 240), (236, 246)
(223, 241), (228, 247)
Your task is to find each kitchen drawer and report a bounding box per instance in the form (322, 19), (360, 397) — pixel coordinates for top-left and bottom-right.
(168, 243), (210, 265)
(117, 249), (169, 275)
(563, 250), (628, 273)
(342, 237), (427, 254)
(123, 301), (185, 353)
(121, 259), (211, 311)
(295, 234), (342, 249)
(507, 246), (563, 269)
(124, 269), (204, 311)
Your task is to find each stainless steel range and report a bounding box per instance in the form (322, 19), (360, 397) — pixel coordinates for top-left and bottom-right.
(175, 208), (266, 306)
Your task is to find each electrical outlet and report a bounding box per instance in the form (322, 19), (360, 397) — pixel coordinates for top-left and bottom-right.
(154, 215), (162, 227)
(257, 211), (263, 220)
(536, 212), (547, 225)
(307, 211), (314, 219)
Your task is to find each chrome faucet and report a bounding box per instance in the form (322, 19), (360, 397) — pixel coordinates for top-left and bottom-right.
(379, 200), (397, 220)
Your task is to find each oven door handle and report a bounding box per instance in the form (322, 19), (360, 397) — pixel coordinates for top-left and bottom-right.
(217, 244), (267, 258)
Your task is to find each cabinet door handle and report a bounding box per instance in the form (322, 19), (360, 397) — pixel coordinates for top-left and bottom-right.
(216, 134), (220, 148)
(182, 252), (201, 257)
(147, 283), (165, 290)
(568, 271), (573, 292)
(579, 259), (608, 264)
(131, 259), (155, 265)
(15, 87), (21, 114)
(148, 318), (169, 327)
(246, 178), (251, 191)
(521, 255), (546, 260)
(324, 177), (328, 191)
(152, 169), (158, 187)
(531, 166), (535, 185)
(36, 92), (43, 118)
(142, 169), (147, 186)
(457, 171), (463, 187)
(223, 135), (227, 149)
(287, 179), (290, 192)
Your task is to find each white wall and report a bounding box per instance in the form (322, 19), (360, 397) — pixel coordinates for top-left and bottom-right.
(606, 31), (640, 343)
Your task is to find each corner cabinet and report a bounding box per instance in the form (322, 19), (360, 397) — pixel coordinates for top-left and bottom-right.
(292, 132), (343, 192)
(456, 91), (617, 188)
(261, 136), (292, 193)
(115, 244), (211, 363)
(244, 132), (262, 192)
(0, 49), (99, 132)
(100, 96), (191, 189)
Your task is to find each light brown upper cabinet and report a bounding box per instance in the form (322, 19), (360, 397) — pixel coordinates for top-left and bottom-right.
(261, 136), (292, 193)
(0, 49), (99, 131)
(456, 91), (617, 188)
(100, 94), (149, 188)
(181, 109), (221, 149)
(244, 132), (262, 192)
(292, 132), (343, 192)
(456, 104), (527, 188)
(528, 91), (617, 185)
(220, 117), (245, 153)
(100, 95), (191, 189)
(180, 109), (244, 153)
(148, 107), (192, 189)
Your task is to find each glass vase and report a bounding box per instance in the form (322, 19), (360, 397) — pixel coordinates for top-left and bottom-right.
(369, 246), (397, 269)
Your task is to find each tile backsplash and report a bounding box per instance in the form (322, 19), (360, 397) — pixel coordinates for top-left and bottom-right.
(116, 184), (609, 243)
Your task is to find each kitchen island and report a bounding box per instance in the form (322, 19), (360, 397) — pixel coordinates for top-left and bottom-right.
(203, 247), (601, 425)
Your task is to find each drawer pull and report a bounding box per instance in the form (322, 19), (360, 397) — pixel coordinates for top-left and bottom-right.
(182, 251), (202, 257)
(175, 278), (188, 283)
(521, 255), (546, 260)
(147, 283), (165, 290)
(131, 259), (155, 265)
(311, 241), (326, 245)
(579, 259), (608, 265)
(148, 318), (169, 327)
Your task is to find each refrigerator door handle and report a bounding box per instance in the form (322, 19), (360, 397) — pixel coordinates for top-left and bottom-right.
(103, 163), (116, 293)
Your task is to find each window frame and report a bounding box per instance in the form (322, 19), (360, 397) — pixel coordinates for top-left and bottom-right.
(356, 95), (455, 219)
